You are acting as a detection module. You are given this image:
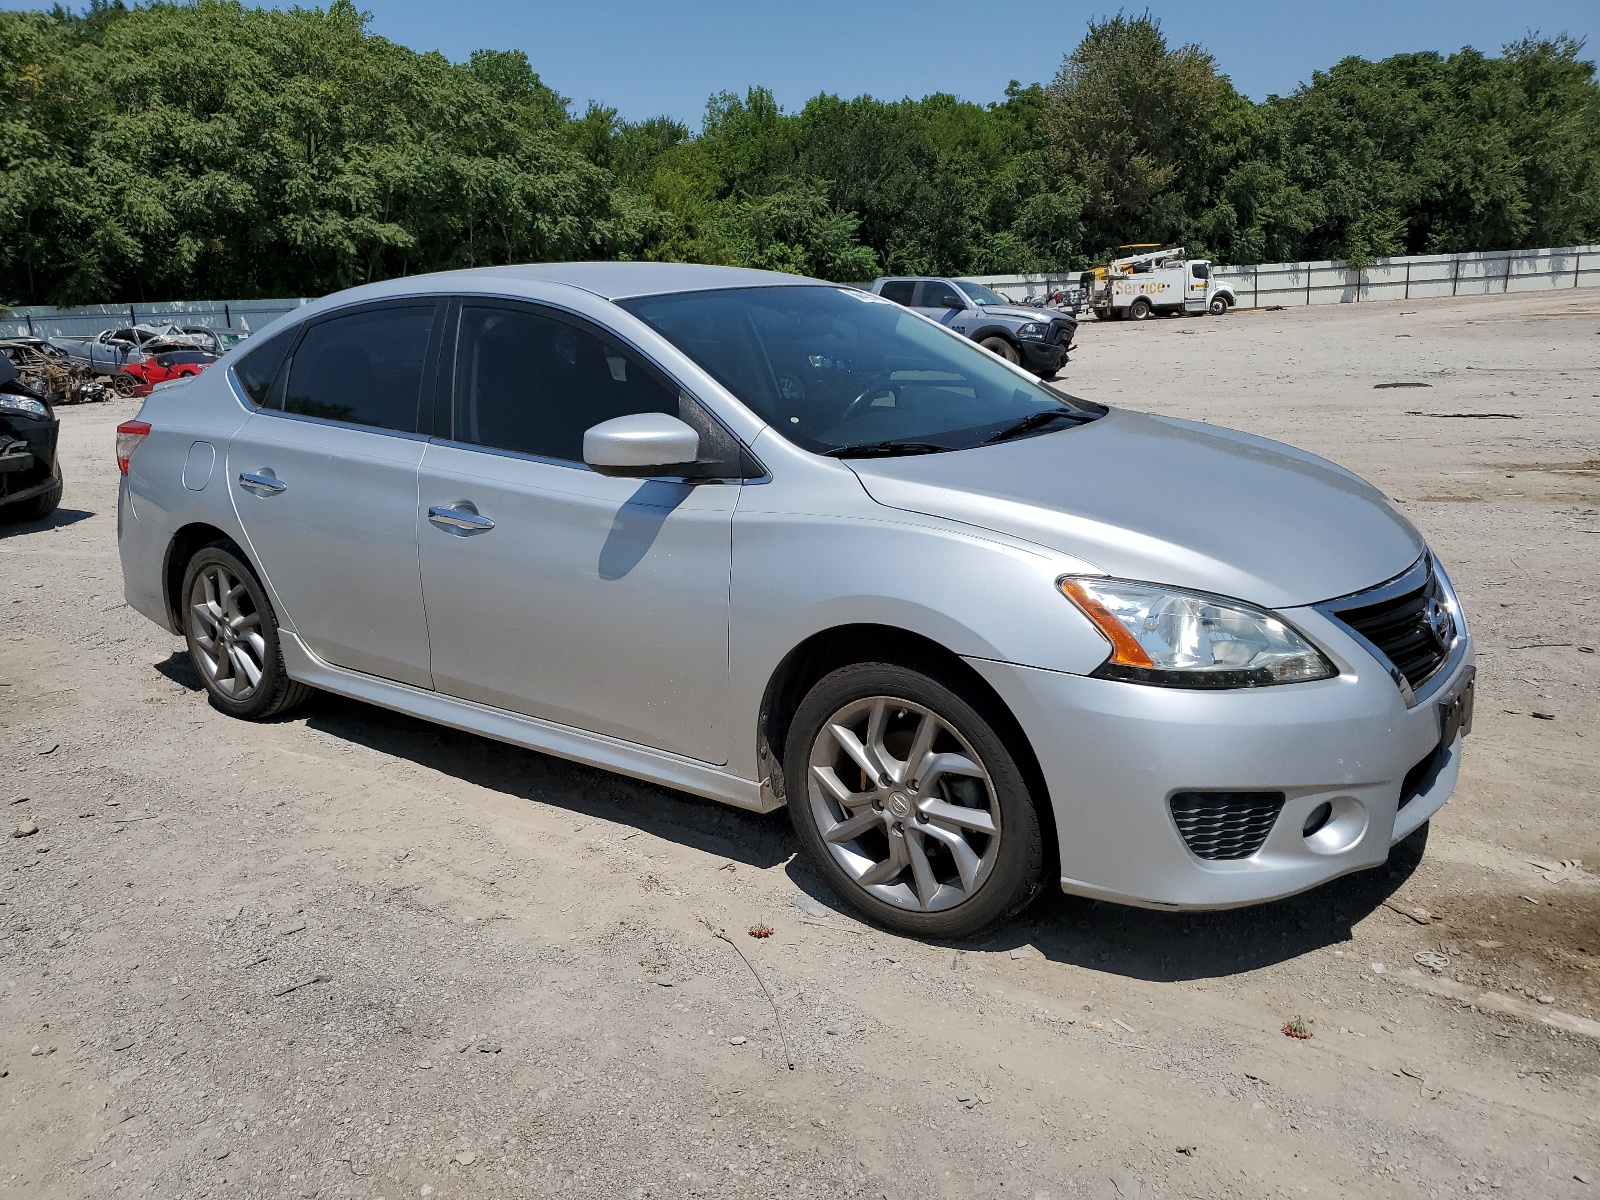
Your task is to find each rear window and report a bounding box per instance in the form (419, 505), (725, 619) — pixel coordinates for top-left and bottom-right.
(282, 306), (434, 432)
(231, 327), (296, 408)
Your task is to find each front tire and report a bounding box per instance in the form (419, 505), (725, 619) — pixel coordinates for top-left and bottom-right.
(1, 464), (62, 523)
(181, 542), (312, 720)
(785, 662), (1046, 939)
(1209, 295), (1230, 316)
(978, 336), (1021, 365)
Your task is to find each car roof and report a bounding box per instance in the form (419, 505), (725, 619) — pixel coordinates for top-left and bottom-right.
(417, 262), (824, 301)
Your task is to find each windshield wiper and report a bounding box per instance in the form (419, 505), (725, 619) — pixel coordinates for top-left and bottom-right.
(981, 408), (1095, 445)
(822, 440), (951, 458)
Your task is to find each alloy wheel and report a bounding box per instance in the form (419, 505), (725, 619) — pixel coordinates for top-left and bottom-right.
(805, 695), (1001, 912)
(187, 563), (267, 701)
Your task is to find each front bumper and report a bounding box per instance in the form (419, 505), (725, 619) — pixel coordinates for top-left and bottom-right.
(1019, 339), (1068, 373)
(966, 611), (1474, 910)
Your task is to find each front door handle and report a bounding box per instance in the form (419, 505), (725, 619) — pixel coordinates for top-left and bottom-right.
(238, 470), (287, 495)
(428, 503), (495, 535)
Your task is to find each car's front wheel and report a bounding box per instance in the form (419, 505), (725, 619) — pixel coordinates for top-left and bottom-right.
(978, 336), (1021, 365)
(181, 542), (313, 720)
(785, 662), (1046, 939)
(1209, 295), (1230, 316)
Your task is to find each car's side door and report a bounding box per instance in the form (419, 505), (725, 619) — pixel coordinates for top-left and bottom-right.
(912, 280), (969, 331)
(416, 299), (743, 764)
(225, 300), (442, 689)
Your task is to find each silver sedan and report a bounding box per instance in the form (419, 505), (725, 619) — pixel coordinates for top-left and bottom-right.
(115, 264), (1474, 938)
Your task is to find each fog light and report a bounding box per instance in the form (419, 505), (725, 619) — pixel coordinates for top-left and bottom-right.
(1302, 802), (1334, 837)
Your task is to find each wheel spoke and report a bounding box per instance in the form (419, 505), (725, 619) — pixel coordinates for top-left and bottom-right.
(914, 751), (985, 794)
(919, 798), (997, 836)
(903, 713), (938, 781)
(828, 722), (880, 782)
(857, 835), (908, 887)
(230, 611), (260, 633)
(862, 698), (890, 775)
(905, 828), (939, 908)
(822, 809), (883, 845)
(811, 765), (871, 810)
(229, 644), (262, 689)
(920, 821), (983, 893)
(190, 601), (222, 635)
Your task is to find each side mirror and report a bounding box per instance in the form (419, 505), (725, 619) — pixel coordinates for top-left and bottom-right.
(583, 412), (701, 478)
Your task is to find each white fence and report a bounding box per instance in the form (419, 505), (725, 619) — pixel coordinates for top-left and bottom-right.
(972, 243), (1600, 309)
(5, 244), (1597, 340)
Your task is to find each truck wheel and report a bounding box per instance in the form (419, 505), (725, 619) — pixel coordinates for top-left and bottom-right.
(978, 336), (1020, 365)
(1209, 295), (1230, 316)
(1129, 298), (1152, 321)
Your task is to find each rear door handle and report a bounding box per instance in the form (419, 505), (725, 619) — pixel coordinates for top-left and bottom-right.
(428, 503), (495, 535)
(238, 470), (287, 495)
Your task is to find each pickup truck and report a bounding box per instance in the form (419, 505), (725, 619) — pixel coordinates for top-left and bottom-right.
(47, 324), (233, 376)
(867, 277), (1077, 377)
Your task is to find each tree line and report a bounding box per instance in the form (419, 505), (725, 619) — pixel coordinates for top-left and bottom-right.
(2, 1), (1597, 306)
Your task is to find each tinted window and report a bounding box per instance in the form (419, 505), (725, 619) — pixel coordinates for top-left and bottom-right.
(878, 280), (915, 305)
(453, 305), (678, 463)
(918, 282), (964, 309)
(232, 326), (296, 408)
(1191, 262), (1210, 279)
(620, 286), (1103, 456)
(283, 306), (433, 431)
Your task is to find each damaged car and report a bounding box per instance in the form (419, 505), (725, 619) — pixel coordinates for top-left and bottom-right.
(0, 351), (62, 522)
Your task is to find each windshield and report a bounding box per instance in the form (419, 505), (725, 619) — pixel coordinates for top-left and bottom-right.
(619, 286), (1102, 456)
(954, 281), (1009, 306)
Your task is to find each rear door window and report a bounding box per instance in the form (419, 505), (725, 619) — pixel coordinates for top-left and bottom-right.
(283, 305), (436, 432)
(451, 304), (679, 463)
(877, 280), (915, 305)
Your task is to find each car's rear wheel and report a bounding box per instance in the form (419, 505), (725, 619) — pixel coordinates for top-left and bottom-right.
(1128, 297), (1152, 321)
(978, 336), (1020, 365)
(182, 543), (313, 720)
(785, 662), (1046, 939)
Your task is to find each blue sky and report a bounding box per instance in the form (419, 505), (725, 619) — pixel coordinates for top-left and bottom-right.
(7, 0), (1597, 124)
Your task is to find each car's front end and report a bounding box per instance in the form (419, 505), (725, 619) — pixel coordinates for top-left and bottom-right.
(0, 381), (61, 519)
(969, 554), (1471, 908)
(1012, 314), (1076, 374)
(844, 403), (1473, 911)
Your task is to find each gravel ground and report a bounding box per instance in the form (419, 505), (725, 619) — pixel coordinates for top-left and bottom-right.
(2, 287), (1597, 1200)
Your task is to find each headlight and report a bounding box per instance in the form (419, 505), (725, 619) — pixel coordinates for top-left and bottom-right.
(1017, 322), (1047, 340)
(0, 394), (49, 419)
(1059, 576), (1336, 688)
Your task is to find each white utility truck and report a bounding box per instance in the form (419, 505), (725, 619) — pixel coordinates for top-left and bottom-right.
(1083, 245), (1236, 320)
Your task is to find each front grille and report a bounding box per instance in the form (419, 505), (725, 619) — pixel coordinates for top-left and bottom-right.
(1170, 791), (1285, 860)
(1048, 320), (1074, 346)
(1327, 561), (1454, 690)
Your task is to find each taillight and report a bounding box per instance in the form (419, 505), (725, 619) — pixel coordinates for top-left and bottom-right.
(116, 420), (151, 475)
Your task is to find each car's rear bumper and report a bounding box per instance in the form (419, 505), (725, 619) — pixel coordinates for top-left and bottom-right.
(965, 625), (1473, 910)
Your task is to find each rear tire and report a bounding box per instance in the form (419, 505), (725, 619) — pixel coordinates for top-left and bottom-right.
(785, 662), (1046, 939)
(978, 336), (1021, 365)
(1128, 297), (1152, 321)
(181, 542), (313, 720)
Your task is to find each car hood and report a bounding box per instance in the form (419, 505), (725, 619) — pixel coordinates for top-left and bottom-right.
(976, 305), (1073, 324)
(846, 407), (1423, 609)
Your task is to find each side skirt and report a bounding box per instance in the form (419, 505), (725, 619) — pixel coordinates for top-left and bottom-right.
(279, 632), (777, 813)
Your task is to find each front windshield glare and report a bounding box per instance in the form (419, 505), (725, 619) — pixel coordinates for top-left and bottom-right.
(954, 280), (1009, 306)
(619, 286), (1102, 456)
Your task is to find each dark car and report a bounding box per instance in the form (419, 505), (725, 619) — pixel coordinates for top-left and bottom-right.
(0, 353), (62, 521)
(868, 277), (1078, 377)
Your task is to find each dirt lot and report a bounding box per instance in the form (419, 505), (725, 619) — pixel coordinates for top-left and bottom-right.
(2, 289), (1597, 1200)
